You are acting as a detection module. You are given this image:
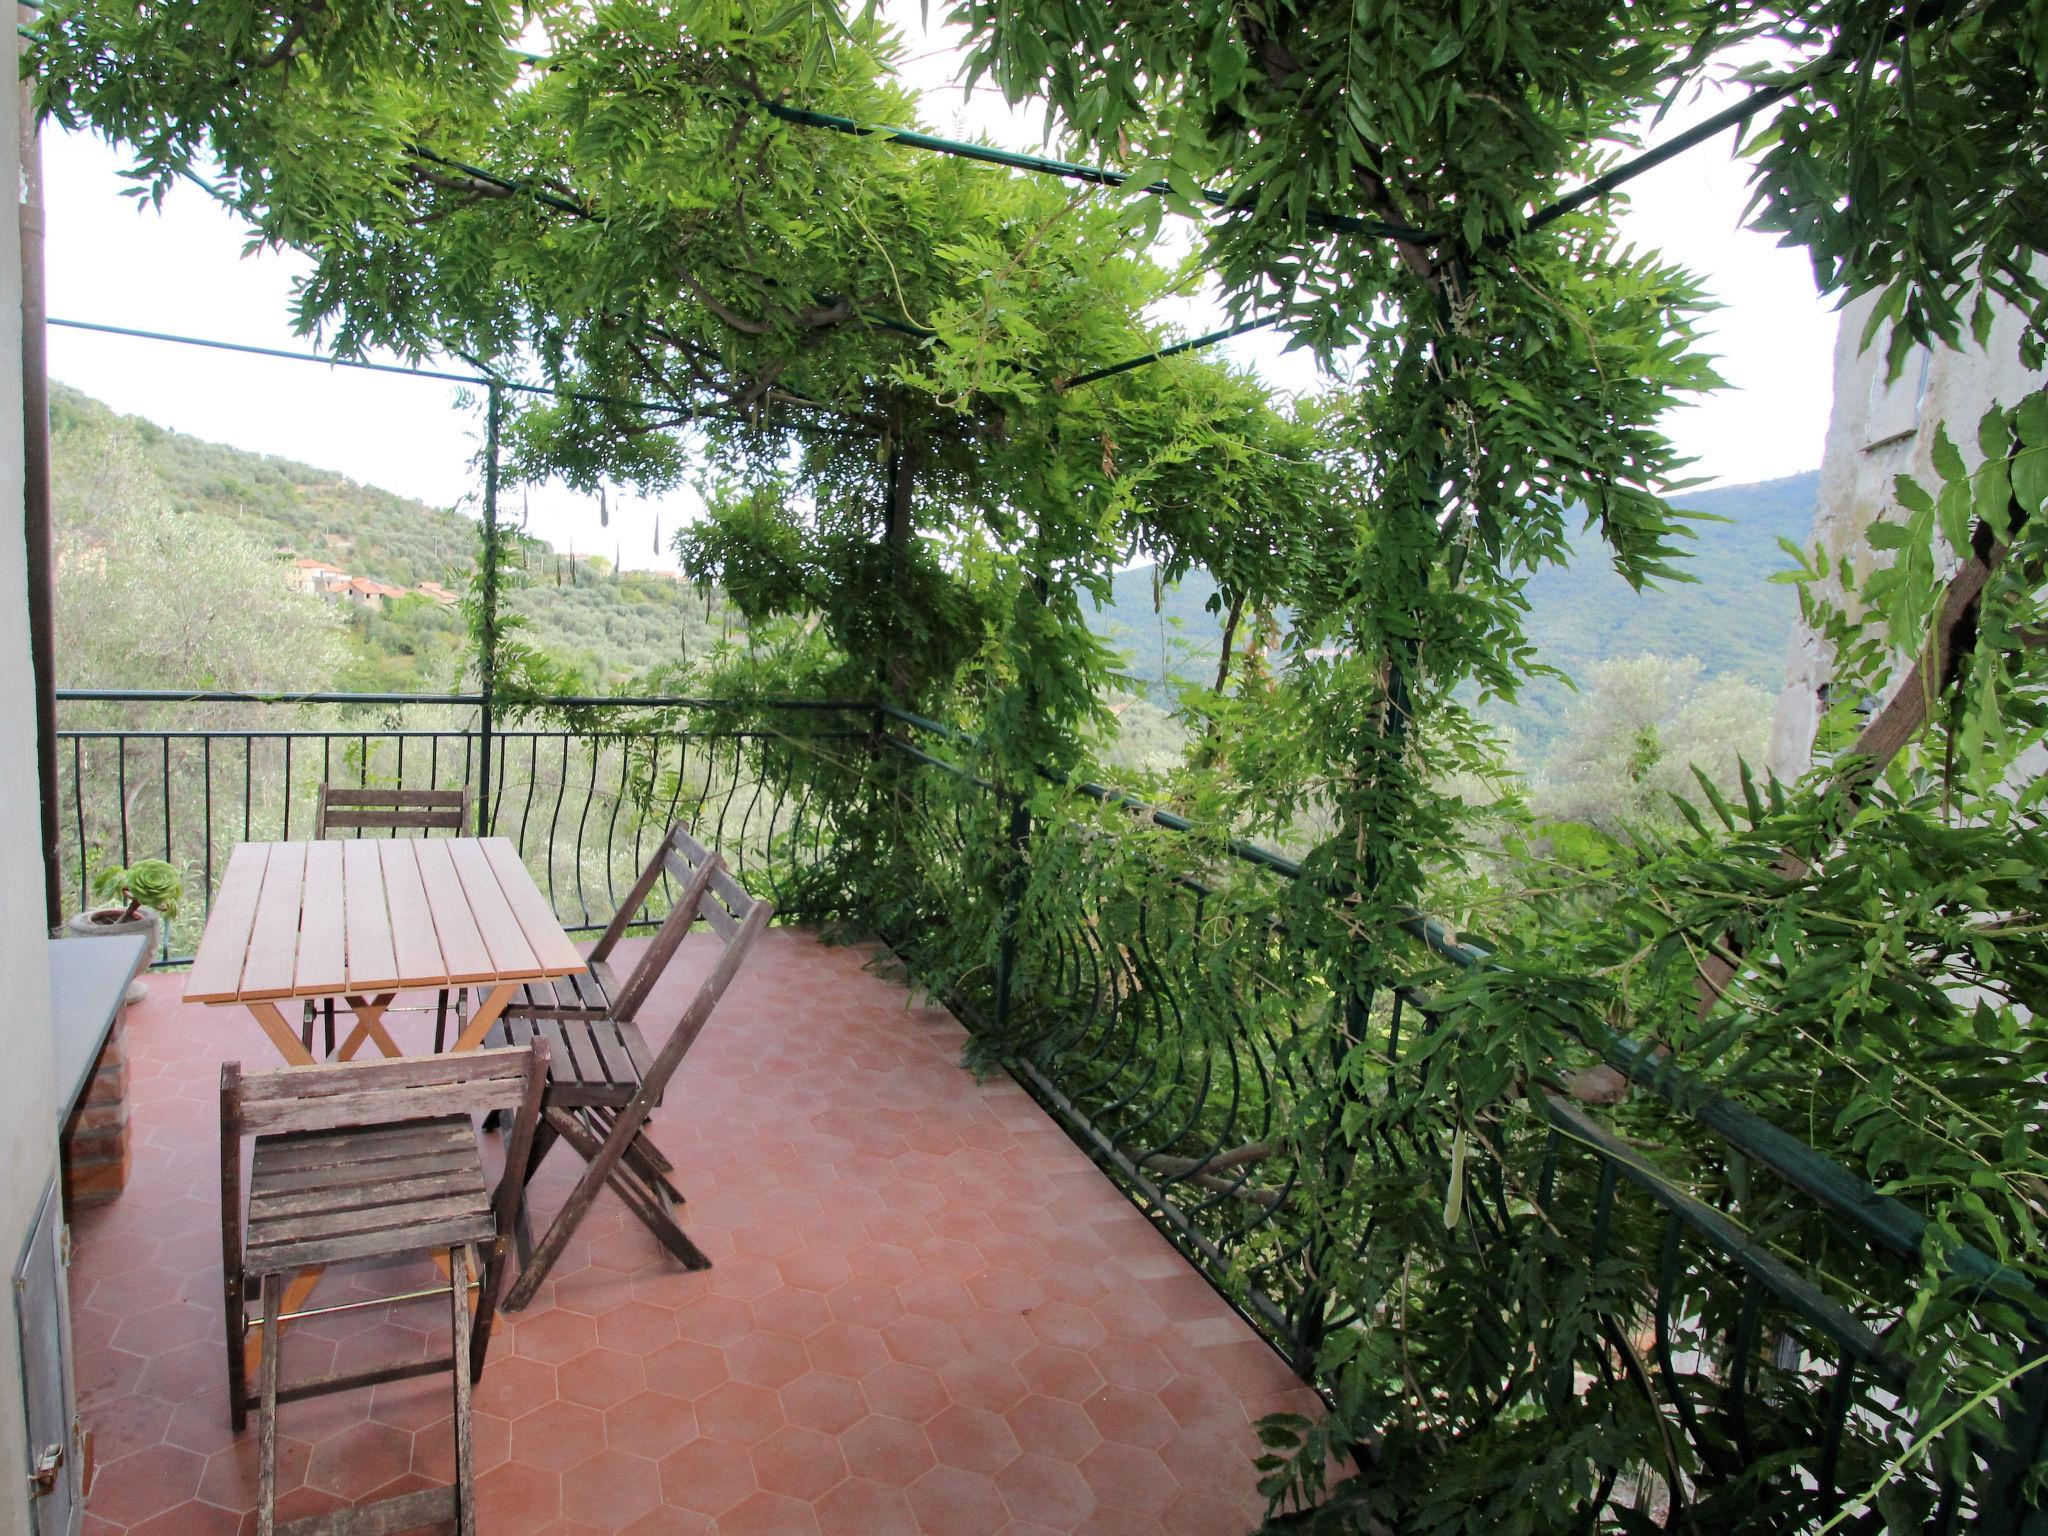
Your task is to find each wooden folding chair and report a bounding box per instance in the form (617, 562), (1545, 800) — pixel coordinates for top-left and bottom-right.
(490, 828), (772, 1311)
(219, 1044), (548, 1536)
(303, 784), (473, 1057)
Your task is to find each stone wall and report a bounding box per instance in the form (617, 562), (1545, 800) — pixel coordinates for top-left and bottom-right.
(0, 24), (56, 1536)
(1768, 289), (2048, 779)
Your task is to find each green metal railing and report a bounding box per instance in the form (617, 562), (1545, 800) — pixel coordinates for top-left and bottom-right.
(54, 690), (867, 962)
(872, 706), (2048, 1534)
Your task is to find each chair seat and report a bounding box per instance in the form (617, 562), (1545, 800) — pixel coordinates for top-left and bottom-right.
(245, 1117), (494, 1275)
(483, 956), (619, 1020)
(489, 1014), (653, 1108)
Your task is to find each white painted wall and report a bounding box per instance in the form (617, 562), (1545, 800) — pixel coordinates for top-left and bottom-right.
(1768, 287), (2048, 779)
(0, 12), (56, 1536)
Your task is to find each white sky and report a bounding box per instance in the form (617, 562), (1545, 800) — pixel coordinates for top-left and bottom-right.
(40, 9), (1839, 573)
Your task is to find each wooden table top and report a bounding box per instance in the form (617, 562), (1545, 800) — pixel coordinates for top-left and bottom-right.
(185, 837), (586, 1005)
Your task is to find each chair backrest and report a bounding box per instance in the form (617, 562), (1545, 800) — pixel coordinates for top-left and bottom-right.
(627, 832), (774, 1099)
(223, 1046), (546, 1139)
(590, 825), (775, 1023)
(221, 1044), (550, 1269)
(315, 784), (472, 838)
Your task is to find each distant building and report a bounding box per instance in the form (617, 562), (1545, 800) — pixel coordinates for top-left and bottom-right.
(415, 581), (460, 607)
(341, 576), (407, 611)
(288, 556), (349, 597)
(1767, 286), (2048, 779)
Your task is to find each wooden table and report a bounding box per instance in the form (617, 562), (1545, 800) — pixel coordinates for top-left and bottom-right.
(185, 837), (586, 1066)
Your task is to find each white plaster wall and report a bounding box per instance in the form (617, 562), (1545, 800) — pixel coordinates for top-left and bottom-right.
(0, 12), (55, 1536)
(1768, 288), (2048, 779)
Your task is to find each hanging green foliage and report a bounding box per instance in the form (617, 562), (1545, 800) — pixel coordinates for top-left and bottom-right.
(28, 0), (2048, 1527)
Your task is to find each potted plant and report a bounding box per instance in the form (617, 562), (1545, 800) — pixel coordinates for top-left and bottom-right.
(67, 858), (182, 1004)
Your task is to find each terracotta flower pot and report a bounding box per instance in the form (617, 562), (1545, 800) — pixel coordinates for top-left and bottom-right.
(63, 907), (160, 1005)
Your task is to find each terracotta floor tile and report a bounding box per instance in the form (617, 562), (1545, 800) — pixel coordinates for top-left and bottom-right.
(558, 1347), (649, 1410)
(74, 935), (1316, 1536)
(838, 1414), (937, 1487)
(561, 1448), (663, 1529)
(906, 1464), (1009, 1535)
(510, 1400), (608, 1473)
(721, 1488), (823, 1536)
(1080, 1387), (1176, 1451)
(939, 1355), (1030, 1414)
(1078, 1444), (1180, 1516)
(997, 1453), (1099, 1530)
(880, 1315), (964, 1371)
(749, 1423), (849, 1502)
(642, 1339), (728, 1402)
(89, 1442), (208, 1526)
(1016, 1345), (1102, 1404)
(694, 1380), (784, 1446)
(616, 1504), (716, 1536)
(805, 1322), (889, 1381)
(594, 1302), (679, 1358)
(925, 1403), (1023, 1475)
(725, 1330), (811, 1391)
(656, 1437), (756, 1516)
(779, 1372), (869, 1437)
(814, 1475), (921, 1536)
(864, 1360), (949, 1425)
(302, 1420), (413, 1502)
(605, 1391), (698, 1462)
(1007, 1396), (1102, 1464)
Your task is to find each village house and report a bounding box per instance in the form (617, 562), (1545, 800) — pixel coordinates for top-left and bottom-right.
(286, 555), (349, 597)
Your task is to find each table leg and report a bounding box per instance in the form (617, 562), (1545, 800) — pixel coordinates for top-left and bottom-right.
(336, 994), (402, 1060)
(245, 1002), (316, 1067)
(451, 982), (518, 1053)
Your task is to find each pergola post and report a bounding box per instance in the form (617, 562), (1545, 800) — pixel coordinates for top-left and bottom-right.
(476, 382), (501, 837)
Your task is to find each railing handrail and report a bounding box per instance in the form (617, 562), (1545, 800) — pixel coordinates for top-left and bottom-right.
(56, 687), (873, 710)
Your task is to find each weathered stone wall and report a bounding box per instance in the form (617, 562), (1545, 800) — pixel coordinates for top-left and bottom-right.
(1769, 290), (2048, 779)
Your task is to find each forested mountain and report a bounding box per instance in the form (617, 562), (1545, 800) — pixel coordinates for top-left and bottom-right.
(1095, 470), (1819, 755)
(49, 383), (735, 692)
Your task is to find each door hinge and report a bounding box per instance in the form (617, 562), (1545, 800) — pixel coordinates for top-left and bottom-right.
(28, 1443), (63, 1497)
(58, 1224), (71, 1267)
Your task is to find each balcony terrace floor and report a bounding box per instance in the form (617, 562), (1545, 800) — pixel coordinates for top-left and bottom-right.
(67, 928), (1320, 1536)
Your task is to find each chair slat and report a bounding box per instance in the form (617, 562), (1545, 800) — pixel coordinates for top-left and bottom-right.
(322, 787), (471, 809)
(249, 1190), (491, 1248)
(664, 850), (739, 939)
(246, 1213), (499, 1275)
(250, 1120), (474, 1173)
(250, 1165), (488, 1222)
(252, 1146), (481, 1194)
(316, 784), (470, 839)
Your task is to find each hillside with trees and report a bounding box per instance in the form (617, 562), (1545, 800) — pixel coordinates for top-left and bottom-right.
(49, 382), (738, 693)
(1093, 470), (1816, 766)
